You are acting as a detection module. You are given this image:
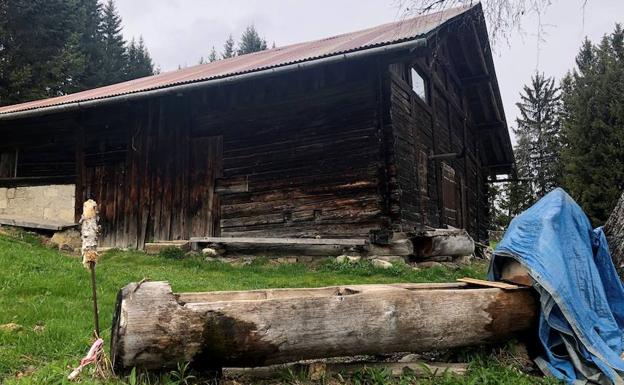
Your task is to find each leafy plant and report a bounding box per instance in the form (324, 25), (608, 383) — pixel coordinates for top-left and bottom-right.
(352, 367), (393, 385)
(169, 362), (196, 385)
(159, 246), (186, 260)
(127, 367), (138, 385)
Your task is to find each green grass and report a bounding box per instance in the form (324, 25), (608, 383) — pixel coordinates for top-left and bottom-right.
(0, 229), (556, 385)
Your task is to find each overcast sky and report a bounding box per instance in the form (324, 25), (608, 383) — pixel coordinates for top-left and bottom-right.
(116, 0), (624, 131)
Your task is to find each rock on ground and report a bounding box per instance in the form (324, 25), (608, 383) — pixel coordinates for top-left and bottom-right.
(202, 247), (219, 257)
(371, 259), (393, 269)
(50, 228), (81, 252)
(0, 323), (23, 332)
(416, 261), (443, 269)
(336, 254), (362, 263)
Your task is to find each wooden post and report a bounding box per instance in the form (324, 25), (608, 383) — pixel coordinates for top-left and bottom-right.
(80, 199), (100, 336)
(111, 281), (537, 370)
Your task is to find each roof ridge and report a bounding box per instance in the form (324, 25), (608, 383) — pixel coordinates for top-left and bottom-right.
(0, 4), (477, 116)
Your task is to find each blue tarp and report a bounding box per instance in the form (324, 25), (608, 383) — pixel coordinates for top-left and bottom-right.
(489, 188), (624, 384)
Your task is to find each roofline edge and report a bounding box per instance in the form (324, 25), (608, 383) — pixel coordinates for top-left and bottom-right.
(0, 38), (427, 122)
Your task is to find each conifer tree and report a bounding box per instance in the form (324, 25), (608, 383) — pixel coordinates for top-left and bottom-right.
(237, 25), (267, 55)
(561, 26), (624, 225)
(222, 34), (236, 59)
(208, 46), (218, 62)
(0, 0), (85, 105)
(125, 36), (154, 80)
(514, 72), (562, 198)
(76, 0), (105, 89)
(100, 0), (126, 84)
(0, 0), (156, 106)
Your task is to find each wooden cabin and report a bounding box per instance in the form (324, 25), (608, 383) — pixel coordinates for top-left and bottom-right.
(0, 4), (513, 249)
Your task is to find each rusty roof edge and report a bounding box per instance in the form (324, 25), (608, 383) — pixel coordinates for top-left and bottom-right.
(0, 37), (428, 122)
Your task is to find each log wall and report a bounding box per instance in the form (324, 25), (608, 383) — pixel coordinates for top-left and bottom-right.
(71, 61), (388, 247)
(191, 62), (386, 239)
(0, 45), (500, 246)
(386, 48), (487, 240)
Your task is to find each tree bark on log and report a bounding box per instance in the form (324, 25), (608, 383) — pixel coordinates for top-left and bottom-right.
(605, 191), (624, 279)
(111, 281), (537, 370)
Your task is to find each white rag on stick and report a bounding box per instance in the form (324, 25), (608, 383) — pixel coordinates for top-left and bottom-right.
(80, 199), (100, 268)
(68, 338), (103, 380)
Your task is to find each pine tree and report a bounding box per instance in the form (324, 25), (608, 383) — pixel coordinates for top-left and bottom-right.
(76, 0), (104, 89)
(514, 72), (562, 198)
(222, 34), (236, 59)
(0, 0), (155, 106)
(237, 25), (267, 55)
(124, 36), (153, 80)
(208, 46), (218, 62)
(0, 0), (86, 105)
(100, 0), (126, 85)
(561, 26), (624, 225)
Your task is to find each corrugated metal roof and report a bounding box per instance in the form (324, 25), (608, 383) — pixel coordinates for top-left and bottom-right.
(0, 4), (473, 116)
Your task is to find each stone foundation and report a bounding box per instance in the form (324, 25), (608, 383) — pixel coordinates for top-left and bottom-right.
(0, 184), (75, 223)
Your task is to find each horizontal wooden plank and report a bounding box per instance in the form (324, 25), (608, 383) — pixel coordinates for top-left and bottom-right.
(190, 236), (368, 246)
(223, 361), (468, 380)
(457, 278), (520, 290)
(0, 175), (75, 187)
(0, 216), (77, 231)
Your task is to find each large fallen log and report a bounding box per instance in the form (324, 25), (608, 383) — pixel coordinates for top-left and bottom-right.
(111, 281), (537, 370)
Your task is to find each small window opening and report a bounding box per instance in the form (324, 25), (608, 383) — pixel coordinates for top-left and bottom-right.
(411, 68), (427, 101)
(0, 148), (18, 178)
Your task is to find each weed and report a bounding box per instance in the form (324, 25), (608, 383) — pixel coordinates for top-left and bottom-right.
(159, 247), (186, 260)
(169, 362), (195, 385)
(352, 367), (393, 385)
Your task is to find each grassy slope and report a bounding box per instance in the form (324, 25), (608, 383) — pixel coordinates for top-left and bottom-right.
(0, 230), (556, 385)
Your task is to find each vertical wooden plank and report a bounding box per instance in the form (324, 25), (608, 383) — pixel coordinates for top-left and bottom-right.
(121, 109), (133, 248)
(189, 136), (222, 238)
(139, 99), (155, 248)
(212, 136), (223, 236)
(179, 96), (192, 240)
(129, 108), (141, 249)
(111, 164), (119, 247)
(161, 98), (173, 241)
(152, 98), (165, 241)
(74, 124), (85, 222)
(170, 96), (190, 240)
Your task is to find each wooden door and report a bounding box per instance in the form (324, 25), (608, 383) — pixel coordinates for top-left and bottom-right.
(188, 136), (223, 237)
(441, 162), (458, 227)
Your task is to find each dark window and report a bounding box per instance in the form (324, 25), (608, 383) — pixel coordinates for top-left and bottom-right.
(0, 149), (17, 178)
(411, 68), (427, 101)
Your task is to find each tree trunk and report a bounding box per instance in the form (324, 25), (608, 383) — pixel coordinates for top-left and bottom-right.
(111, 281), (537, 370)
(605, 191), (624, 279)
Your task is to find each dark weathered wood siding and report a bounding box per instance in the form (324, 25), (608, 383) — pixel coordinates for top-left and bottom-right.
(71, 61), (389, 247)
(385, 48), (488, 240)
(0, 115), (76, 183)
(1, 31), (504, 247)
(191, 62), (387, 239)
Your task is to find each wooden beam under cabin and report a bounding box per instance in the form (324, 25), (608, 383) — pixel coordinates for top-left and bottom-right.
(0, 175), (75, 187)
(190, 236), (368, 246)
(0, 216), (77, 231)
